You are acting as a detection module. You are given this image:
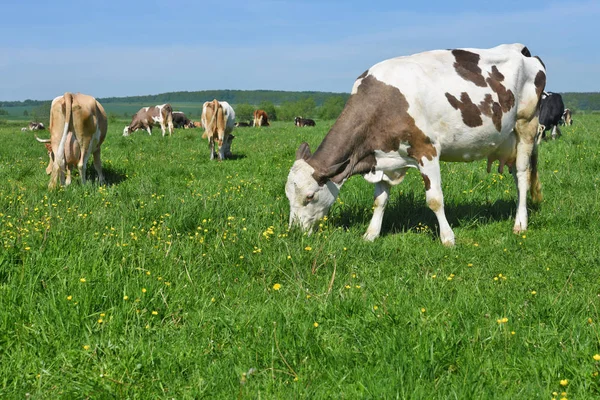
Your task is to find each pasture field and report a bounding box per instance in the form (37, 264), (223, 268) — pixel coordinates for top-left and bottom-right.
(0, 117), (600, 399)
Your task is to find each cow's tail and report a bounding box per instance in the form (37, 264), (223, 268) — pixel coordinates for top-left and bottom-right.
(57, 92), (72, 163)
(530, 130), (543, 204)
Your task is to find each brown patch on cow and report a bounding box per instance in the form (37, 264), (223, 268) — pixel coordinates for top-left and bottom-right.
(357, 69), (369, 80)
(521, 47), (531, 57)
(534, 71), (546, 99)
(445, 92), (483, 127)
(307, 75), (437, 185)
(451, 50), (487, 87)
(486, 69), (515, 113)
(421, 173), (431, 191)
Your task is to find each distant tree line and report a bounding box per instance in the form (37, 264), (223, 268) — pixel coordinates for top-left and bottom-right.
(233, 96), (347, 122)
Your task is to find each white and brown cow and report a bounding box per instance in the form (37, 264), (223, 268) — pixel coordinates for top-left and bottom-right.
(562, 108), (573, 126)
(286, 43), (546, 246)
(45, 92), (107, 189)
(201, 99), (236, 160)
(253, 109), (269, 127)
(123, 104), (174, 136)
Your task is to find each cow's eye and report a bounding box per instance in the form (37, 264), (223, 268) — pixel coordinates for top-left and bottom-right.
(306, 193), (314, 202)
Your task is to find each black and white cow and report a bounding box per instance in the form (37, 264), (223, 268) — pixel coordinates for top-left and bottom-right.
(123, 104), (174, 136)
(286, 43), (546, 246)
(539, 92), (565, 140)
(172, 111), (194, 129)
(294, 117), (316, 127)
(29, 122), (45, 131)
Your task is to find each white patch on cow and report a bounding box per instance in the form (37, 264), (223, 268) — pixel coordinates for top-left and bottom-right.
(123, 126), (130, 136)
(351, 78), (363, 95)
(286, 159), (340, 231)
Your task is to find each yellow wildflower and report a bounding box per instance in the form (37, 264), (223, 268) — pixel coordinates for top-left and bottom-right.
(273, 283), (281, 291)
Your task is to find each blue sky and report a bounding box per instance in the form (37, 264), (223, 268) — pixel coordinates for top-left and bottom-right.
(1, 0), (598, 101)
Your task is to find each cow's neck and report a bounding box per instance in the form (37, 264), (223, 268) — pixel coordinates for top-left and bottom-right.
(308, 112), (375, 186)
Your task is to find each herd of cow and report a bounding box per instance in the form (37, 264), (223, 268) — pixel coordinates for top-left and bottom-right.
(23, 43), (574, 246)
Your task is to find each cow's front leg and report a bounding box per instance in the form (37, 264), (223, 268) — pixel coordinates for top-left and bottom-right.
(419, 157), (454, 246)
(160, 123), (166, 137)
(551, 125), (561, 140)
(146, 126), (152, 135)
(512, 140), (534, 233)
(363, 181), (391, 241)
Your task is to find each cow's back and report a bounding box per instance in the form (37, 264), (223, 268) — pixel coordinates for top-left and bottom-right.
(355, 43), (543, 162)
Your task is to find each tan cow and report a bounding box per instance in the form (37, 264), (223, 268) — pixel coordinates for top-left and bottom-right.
(46, 92), (107, 189)
(201, 99), (236, 160)
(253, 109), (269, 127)
(123, 104), (174, 136)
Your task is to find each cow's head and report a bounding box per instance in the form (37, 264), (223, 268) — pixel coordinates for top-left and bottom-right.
(123, 126), (131, 136)
(286, 143), (340, 232)
(35, 135), (54, 174)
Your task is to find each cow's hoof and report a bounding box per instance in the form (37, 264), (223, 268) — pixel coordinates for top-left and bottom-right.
(513, 224), (527, 234)
(441, 238), (455, 247)
(362, 232), (379, 242)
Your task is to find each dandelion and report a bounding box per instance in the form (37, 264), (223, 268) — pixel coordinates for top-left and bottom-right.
(560, 379), (568, 386)
(345, 285), (351, 289)
(355, 285), (361, 289)
(287, 255), (292, 260)
(66, 295), (72, 301)
(421, 308), (426, 313)
(100, 313), (105, 317)
(146, 271), (151, 275)
(467, 263), (473, 267)
(80, 278), (86, 283)
(588, 318), (593, 324)
(152, 311), (158, 315)
(83, 345), (90, 350)
(531, 291), (537, 295)
(373, 305), (378, 310)
(511, 331), (515, 335)
(211, 297), (216, 302)
(497, 317), (508, 324)
(313, 322), (319, 328)
(97, 319), (103, 324)
(142, 288), (147, 293)
(431, 274), (437, 279)
(273, 283), (281, 291)
(594, 354), (600, 361)
(304, 246), (312, 251)
(123, 295), (129, 300)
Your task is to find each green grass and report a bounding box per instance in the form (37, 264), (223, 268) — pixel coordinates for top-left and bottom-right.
(1, 117), (600, 398)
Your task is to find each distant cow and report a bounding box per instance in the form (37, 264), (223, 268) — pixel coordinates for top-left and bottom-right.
(539, 92), (565, 140)
(294, 117), (316, 127)
(21, 127), (28, 132)
(172, 111), (194, 129)
(286, 43), (546, 246)
(562, 108), (573, 126)
(123, 104), (174, 136)
(45, 92), (107, 189)
(29, 122), (45, 131)
(201, 99), (236, 160)
(235, 121), (252, 127)
(253, 109), (269, 127)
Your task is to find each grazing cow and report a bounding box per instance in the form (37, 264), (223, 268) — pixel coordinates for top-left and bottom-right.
(45, 92), (107, 189)
(201, 99), (236, 160)
(123, 104), (174, 136)
(539, 92), (565, 140)
(286, 43), (546, 246)
(21, 127), (28, 132)
(36, 132), (80, 184)
(294, 116), (316, 127)
(172, 111), (194, 129)
(562, 108), (573, 126)
(253, 109), (270, 127)
(29, 122), (45, 131)
(235, 121), (252, 127)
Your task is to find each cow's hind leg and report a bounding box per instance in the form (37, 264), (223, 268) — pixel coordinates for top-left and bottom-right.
(93, 148), (105, 185)
(512, 118), (541, 233)
(419, 157), (454, 246)
(363, 181), (391, 241)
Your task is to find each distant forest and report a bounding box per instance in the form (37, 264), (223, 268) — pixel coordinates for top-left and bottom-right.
(0, 90), (350, 108)
(1, 90), (600, 124)
(1, 90), (599, 111)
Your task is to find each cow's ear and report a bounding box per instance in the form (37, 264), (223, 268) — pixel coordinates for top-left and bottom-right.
(296, 142), (311, 161)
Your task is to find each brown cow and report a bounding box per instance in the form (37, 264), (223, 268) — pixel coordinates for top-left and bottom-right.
(46, 92), (107, 189)
(253, 109), (269, 127)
